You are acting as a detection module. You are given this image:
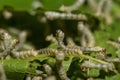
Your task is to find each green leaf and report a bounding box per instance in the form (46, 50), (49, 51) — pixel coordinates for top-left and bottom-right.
(63, 56), (73, 72)
(105, 74), (120, 80)
(0, 0), (33, 11)
(87, 69), (100, 77)
(0, 59), (36, 80)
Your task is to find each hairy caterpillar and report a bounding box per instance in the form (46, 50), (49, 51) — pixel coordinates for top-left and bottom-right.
(45, 11), (87, 20)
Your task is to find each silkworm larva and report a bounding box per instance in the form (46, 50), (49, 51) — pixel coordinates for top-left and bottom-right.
(105, 58), (120, 63)
(63, 48), (83, 56)
(25, 74), (32, 80)
(80, 46), (106, 53)
(32, 0), (43, 9)
(107, 41), (120, 49)
(15, 31), (27, 50)
(81, 61), (115, 71)
(87, 0), (97, 12)
(46, 34), (57, 45)
(96, 0), (105, 16)
(77, 22), (95, 47)
(67, 46), (106, 53)
(55, 51), (70, 80)
(0, 29), (12, 49)
(38, 48), (57, 56)
(0, 39), (19, 58)
(56, 30), (66, 49)
(45, 11), (87, 20)
(59, 0), (85, 12)
(55, 51), (65, 61)
(0, 30), (11, 41)
(45, 76), (56, 80)
(0, 63), (6, 80)
(66, 37), (76, 47)
(12, 49), (38, 59)
(2, 9), (12, 20)
(43, 64), (52, 76)
(10, 39), (19, 50)
(32, 76), (43, 80)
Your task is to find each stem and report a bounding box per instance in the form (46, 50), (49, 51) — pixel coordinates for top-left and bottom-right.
(80, 54), (108, 64)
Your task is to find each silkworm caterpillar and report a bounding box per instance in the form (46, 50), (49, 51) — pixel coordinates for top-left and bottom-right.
(25, 74), (43, 80)
(32, 76), (43, 80)
(63, 48), (83, 56)
(77, 21), (95, 47)
(55, 29), (104, 53)
(66, 37), (76, 46)
(46, 34), (57, 45)
(55, 51), (70, 80)
(81, 61), (116, 72)
(56, 30), (66, 49)
(15, 31), (28, 50)
(37, 47), (107, 64)
(11, 49), (38, 59)
(0, 29), (11, 41)
(96, 0), (112, 24)
(0, 39), (19, 57)
(38, 48), (57, 56)
(0, 29), (12, 49)
(45, 76), (56, 80)
(105, 58), (120, 63)
(87, 0), (97, 12)
(45, 11), (87, 20)
(0, 29), (19, 50)
(0, 63), (6, 80)
(66, 45), (106, 54)
(80, 46), (106, 53)
(43, 64), (52, 76)
(37, 47), (82, 58)
(59, 0), (85, 12)
(107, 40), (120, 49)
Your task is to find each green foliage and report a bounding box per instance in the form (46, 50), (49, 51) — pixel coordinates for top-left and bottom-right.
(0, 0), (33, 11)
(0, 0), (120, 80)
(0, 59), (36, 80)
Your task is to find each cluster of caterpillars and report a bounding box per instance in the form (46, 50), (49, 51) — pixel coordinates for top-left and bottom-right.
(0, 0), (116, 79)
(0, 28), (119, 80)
